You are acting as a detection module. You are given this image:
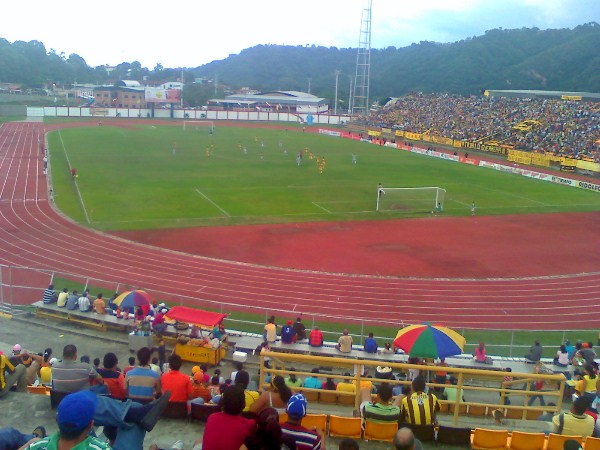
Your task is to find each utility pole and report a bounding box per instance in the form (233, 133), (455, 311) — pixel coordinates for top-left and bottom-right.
(334, 70), (340, 115)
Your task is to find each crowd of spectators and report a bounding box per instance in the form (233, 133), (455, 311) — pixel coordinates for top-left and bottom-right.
(366, 93), (600, 161)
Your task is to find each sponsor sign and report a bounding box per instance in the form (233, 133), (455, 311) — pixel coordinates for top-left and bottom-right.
(144, 88), (181, 103)
(318, 129), (341, 137)
(579, 181), (600, 192)
(551, 176), (575, 186)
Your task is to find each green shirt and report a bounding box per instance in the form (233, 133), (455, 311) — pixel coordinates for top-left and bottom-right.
(362, 402), (401, 423)
(27, 433), (112, 450)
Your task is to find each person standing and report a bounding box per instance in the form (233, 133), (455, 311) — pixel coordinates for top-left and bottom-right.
(471, 201), (476, 216)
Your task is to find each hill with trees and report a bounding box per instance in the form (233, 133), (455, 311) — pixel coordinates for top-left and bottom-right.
(0, 23), (598, 106)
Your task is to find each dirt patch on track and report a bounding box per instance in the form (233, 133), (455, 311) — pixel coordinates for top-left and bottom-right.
(112, 211), (600, 278)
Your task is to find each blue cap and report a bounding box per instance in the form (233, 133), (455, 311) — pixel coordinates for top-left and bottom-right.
(287, 393), (307, 419)
(57, 390), (98, 431)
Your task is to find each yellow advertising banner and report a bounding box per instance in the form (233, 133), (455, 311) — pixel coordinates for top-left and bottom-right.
(577, 160), (600, 172)
(561, 95), (582, 101)
(531, 154), (550, 167)
(368, 129), (381, 137)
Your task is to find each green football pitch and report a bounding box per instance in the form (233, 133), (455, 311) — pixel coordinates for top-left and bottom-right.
(47, 123), (600, 232)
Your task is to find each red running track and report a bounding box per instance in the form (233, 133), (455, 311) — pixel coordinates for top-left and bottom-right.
(1, 121), (599, 330)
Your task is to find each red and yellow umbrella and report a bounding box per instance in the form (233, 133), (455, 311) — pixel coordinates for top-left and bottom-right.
(393, 323), (466, 359)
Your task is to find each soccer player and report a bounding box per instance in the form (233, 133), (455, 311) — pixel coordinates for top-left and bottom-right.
(471, 201), (476, 216)
(378, 183), (385, 197)
(352, 153), (357, 164)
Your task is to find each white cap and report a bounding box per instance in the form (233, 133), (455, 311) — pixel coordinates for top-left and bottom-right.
(49, 358), (59, 365)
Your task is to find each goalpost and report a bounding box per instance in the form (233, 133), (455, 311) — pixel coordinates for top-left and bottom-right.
(376, 186), (446, 213)
(182, 120), (215, 132)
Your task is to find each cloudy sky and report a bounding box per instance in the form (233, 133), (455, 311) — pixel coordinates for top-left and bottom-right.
(2, 0), (598, 69)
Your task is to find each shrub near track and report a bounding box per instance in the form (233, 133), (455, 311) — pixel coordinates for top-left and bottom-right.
(48, 124), (600, 231)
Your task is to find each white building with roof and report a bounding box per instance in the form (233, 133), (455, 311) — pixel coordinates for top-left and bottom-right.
(208, 90), (329, 113)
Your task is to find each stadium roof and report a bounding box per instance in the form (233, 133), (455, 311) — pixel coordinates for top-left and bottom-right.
(225, 90), (327, 105)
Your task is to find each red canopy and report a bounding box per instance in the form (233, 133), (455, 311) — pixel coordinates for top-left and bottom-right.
(165, 306), (227, 328)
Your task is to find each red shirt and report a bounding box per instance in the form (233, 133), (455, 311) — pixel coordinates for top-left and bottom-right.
(309, 329), (324, 347)
(202, 412), (256, 450)
(160, 370), (192, 402)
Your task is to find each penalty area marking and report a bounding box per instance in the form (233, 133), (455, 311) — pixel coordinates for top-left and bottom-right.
(195, 189), (231, 217)
(312, 202), (331, 213)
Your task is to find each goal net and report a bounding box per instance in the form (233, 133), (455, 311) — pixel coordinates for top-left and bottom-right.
(376, 187), (446, 213)
(183, 120), (215, 132)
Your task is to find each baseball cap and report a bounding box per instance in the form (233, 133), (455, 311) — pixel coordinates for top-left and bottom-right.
(286, 320), (293, 325)
(287, 393), (307, 420)
(57, 390), (98, 431)
(191, 366), (201, 374)
(193, 371), (204, 382)
(12, 344), (21, 352)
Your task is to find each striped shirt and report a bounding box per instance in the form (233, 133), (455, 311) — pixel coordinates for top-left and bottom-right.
(362, 402), (401, 423)
(400, 391), (440, 425)
(281, 422), (322, 450)
(26, 432), (111, 450)
(52, 360), (99, 392)
(42, 288), (56, 304)
(126, 367), (159, 403)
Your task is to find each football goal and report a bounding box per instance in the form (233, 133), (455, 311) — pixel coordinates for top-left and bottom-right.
(183, 120), (215, 132)
(376, 186), (446, 213)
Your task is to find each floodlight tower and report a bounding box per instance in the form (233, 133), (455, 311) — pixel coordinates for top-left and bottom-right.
(351, 0), (372, 117)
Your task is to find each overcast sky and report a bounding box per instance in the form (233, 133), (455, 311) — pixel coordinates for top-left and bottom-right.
(2, 0), (598, 69)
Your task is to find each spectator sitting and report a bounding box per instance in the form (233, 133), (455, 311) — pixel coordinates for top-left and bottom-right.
(565, 340), (576, 360)
(65, 290), (79, 310)
(443, 377), (464, 403)
(554, 345), (570, 367)
(280, 320), (296, 344)
(93, 293), (106, 314)
(56, 287), (69, 307)
(339, 438), (360, 450)
(149, 357), (161, 374)
(198, 385), (257, 450)
(400, 376), (440, 425)
(322, 377), (337, 391)
(292, 317), (306, 340)
(126, 347), (161, 403)
(336, 329), (353, 353)
(42, 284), (57, 304)
(208, 376), (221, 403)
(303, 368), (322, 389)
(77, 292), (91, 312)
(309, 327), (324, 347)
(552, 396), (595, 439)
(281, 393), (322, 450)
(0, 350), (28, 398)
(243, 407), (282, 450)
(264, 317), (277, 344)
(123, 356), (136, 376)
(336, 372), (357, 395)
(0, 425), (47, 449)
(525, 340), (543, 363)
(364, 332), (378, 353)
(394, 427), (423, 450)
(51, 344), (105, 394)
(97, 352), (126, 400)
(152, 309), (168, 336)
(580, 343), (597, 365)
(473, 342), (488, 363)
(285, 368), (303, 389)
(235, 369), (259, 412)
(360, 382), (403, 424)
(160, 354), (192, 403)
(250, 374), (293, 414)
(191, 371), (212, 404)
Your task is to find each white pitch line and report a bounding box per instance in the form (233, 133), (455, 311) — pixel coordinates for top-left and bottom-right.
(195, 189), (231, 217)
(58, 130), (91, 224)
(312, 202), (331, 213)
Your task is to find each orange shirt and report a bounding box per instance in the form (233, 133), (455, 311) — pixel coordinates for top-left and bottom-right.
(192, 383), (212, 402)
(161, 370), (192, 402)
(93, 298), (106, 314)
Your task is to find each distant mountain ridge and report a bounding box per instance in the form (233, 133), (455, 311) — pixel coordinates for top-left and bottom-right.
(191, 23), (600, 100)
(1, 23), (598, 104)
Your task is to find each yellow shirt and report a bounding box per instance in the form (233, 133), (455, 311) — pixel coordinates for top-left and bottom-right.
(57, 292), (69, 307)
(0, 355), (15, 389)
(336, 382), (356, 393)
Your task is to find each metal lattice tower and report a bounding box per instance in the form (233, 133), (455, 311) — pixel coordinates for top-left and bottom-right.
(351, 0), (372, 117)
